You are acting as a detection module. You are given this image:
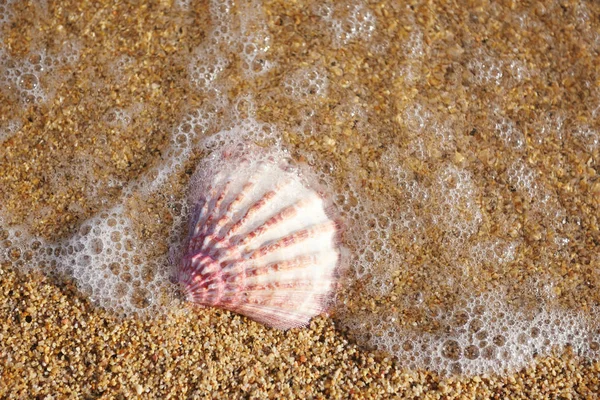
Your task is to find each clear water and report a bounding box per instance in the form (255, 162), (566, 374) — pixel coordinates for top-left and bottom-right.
(0, 0), (599, 376)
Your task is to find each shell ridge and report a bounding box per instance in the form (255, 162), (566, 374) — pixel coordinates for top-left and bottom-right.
(249, 221), (337, 260)
(199, 180), (232, 239)
(187, 199), (209, 253)
(200, 235), (227, 257)
(226, 178), (295, 242)
(213, 181), (256, 236)
(197, 185), (220, 235)
(238, 197), (312, 247)
(242, 254), (316, 277)
(226, 190), (277, 242)
(211, 165), (268, 239)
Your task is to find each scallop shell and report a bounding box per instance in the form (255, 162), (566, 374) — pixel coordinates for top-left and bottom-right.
(178, 156), (340, 329)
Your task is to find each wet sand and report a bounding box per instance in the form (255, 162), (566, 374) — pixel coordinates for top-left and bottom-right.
(1, 0), (600, 398)
(1, 266), (599, 398)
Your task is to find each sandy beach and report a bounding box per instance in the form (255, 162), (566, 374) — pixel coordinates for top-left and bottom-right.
(1, 0), (599, 398)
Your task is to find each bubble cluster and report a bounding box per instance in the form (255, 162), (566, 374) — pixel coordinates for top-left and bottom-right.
(384, 157), (482, 258)
(283, 66), (328, 101)
(0, 0), (16, 26)
(506, 159), (569, 251)
(466, 46), (531, 90)
(506, 160), (538, 196)
(173, 0), (193, 10)
(0, 118), (21, 142)
(342, 193), (402, 295)
(237, 1), (273, 77)
(0, 41), (80, 104)
(329, 136), (587, 375)
(189, 46), (229, 90)
(506, 59), (530, 83)
(108, 54), (135, 81)
(403, 27), (425, 60)
(313, 1), (376, 47)
(430, 164), (482, 245)
(187, 0), (232, 90)
(136, 98), (230, 196)
(331, 125), (591, 376)
(398, 59), (425, 87)
(397, 102), (457, 160)
(207, 0), (236, 43)
(466, 47), (504, 86)
(468, 239), (520, 271)
(572, 124), (599, 153)
(187, 0), (273, 87)
(1, 202), (186, 316)
(494, 115), (525, 150)
(344, 289), (599, 376)
(104, 105), (140, 128)
(533, 111), (566, 144)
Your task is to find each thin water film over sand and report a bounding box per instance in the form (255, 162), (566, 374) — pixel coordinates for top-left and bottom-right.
(0, 0), (599, 398)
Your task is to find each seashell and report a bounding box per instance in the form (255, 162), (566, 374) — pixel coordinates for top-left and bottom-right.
(177, 153), (341, 329)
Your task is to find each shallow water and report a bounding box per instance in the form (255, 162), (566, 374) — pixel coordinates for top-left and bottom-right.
(0, 0), (599, 377)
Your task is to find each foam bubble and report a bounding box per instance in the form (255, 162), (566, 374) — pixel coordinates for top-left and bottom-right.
(135, 96), (231, 196)
(104, 105), (141, 128)
(467, 48), (504, 86)
(0, 40), (80, 105)
(174, 0), (193, 10)
(323, 104), (591, 376)
(314, 1), (376, 48)
(430, 164), (482, 245)
(403, 28), (425, 60)
(238, 1), (273, 77)
(494, 115), (525, 150)
(0, 0), (16, 27)
(187, 0), (273, 87)
(506, 159), (568, 252)
(189, 46), (229, 90)
(469, 239), (520, 270)
(0, 118), (21, 142)
(532, 111), (565, 145)
(108, 54), (135, 81)
(572, 124), (599, 153)
(283, 65), (328, 101)
(0, 201), (184, 316)
(506, 59), (530, 83)
(340, 288), (598, 376)
(396, 102), (457, 160)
